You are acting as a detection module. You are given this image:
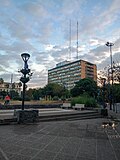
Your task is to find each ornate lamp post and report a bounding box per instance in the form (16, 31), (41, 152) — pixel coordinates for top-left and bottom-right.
(20, 53), (31, 110)
(106, 42), (114, 110)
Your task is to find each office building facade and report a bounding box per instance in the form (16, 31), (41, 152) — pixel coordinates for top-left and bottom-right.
(48, 60), (97, 90)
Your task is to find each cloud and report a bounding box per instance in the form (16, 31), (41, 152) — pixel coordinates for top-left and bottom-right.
(78, 37), (120, 70)
(90, 45), (108, 57)
(0, 0), (120, 88)
(0, 66), (6, 72)
(28, 70), (48, 88)
(65, 0), (120, 40)
(0, 72), (20, 83)
(98, 52), (120, 70)
(23, 2), (48, 18)
(89, 38), (105, 47)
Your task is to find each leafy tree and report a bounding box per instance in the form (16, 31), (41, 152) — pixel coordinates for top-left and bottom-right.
(97, 83), (120, 105)
(43, 83), (68, 99)
(32, 89), (41, 100)
(71, 78), (98, 98)
(10, 90), (19, 100)
(25, 88), (45, 100)
(17, 83), (70, 101)
(113, 84), (120, 103)
(26, 88), (34, 100)
(38, 88), (45, 99)
(0, 90), (7, 99)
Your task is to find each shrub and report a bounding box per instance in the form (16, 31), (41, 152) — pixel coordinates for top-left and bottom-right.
(61, 96), (66, 102)
(12, 96), (21, 100)
(25, 96), (31, 101)
(71, 96), (97, 108)
(85, 97), (97, 108)
(53, 96), (59, 100)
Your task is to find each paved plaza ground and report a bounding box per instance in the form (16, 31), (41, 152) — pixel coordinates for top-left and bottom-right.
(0, 116), (120, 160)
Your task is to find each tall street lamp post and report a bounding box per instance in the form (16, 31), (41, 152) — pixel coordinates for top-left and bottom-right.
(20, 53), (31, 110)
(106, 42), (114, 110)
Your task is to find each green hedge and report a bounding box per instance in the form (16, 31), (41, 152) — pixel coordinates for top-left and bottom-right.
(71, 96), (97, 108)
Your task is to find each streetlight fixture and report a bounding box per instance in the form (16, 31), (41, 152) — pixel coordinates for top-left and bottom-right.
(20, 53), (31, 110)
(21, 53), (30, 69)
(105, 42), (114, 110)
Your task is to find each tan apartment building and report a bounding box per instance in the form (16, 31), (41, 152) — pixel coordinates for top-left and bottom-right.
(48, 60), (97, 90)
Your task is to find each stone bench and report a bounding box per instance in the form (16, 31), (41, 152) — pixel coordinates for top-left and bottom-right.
(61, 103), (72, 109)
(72, 104), (85, 110)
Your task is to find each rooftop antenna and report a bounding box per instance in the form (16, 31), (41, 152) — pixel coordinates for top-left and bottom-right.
(69, 19), (71, 60)
(77, 21), (79, 59)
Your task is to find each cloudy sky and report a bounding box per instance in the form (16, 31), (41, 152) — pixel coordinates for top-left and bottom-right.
(0, 0), (120, 88)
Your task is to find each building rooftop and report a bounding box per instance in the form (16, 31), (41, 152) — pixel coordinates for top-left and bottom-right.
(48, 59), (96, 71)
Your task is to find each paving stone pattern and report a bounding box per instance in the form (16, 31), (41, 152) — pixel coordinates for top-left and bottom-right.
(0, 118), (120, 160)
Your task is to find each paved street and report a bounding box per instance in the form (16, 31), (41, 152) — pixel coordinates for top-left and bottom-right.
(0, 117), (120, 160)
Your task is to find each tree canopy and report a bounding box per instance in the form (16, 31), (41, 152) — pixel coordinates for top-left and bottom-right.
(43, 83), (66, 98)
(71, 78), (98, 98)
(113, 84), (120, 103)
(25, 83), (69, 100)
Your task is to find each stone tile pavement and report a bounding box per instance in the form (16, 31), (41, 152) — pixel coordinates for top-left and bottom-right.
(0, 117), (120, 160)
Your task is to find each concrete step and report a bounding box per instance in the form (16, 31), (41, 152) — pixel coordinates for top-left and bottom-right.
(0, 118), (17, 125)
(0, 110), (102, 124)
(39, 110), (98, 118)
(38, 112), (102, 122)
(67, 114), (102, 121)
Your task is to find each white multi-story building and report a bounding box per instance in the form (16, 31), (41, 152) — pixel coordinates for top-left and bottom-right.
(0, 82), (21, 95)
(48, 59), (97, 90)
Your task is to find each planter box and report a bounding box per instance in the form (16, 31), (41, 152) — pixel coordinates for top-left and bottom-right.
(16, 110), (39, 123)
